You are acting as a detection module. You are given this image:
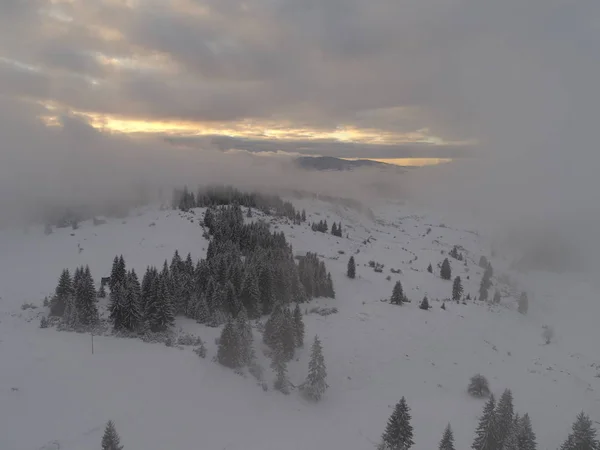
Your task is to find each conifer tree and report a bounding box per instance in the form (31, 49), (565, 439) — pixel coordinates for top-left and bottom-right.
(300, 335), (328, 401)
(493, 290), (501, 304)
(468, 374), (491, 398)
(331, 222), (338, 236)
(97, 283), (107, 299)
(439, 424), (455, 450)
(271, 341), (290, 394)
(518, 292), (528, 314)
(479, 266), (492, 302)
(195, 293), (211, 324)
(149, 276), (174, 332)
(419, 296), (430, 310)
(452, 276), (463, 303)
(380, 397), (414, 450)
(560, 412), (597, 450)
(301, 209), (306, 222)
(101, 420), (123, 450)
(503, 418), (520, 450)
(63, 294), (79, 329)
(496, 389), (514, 448)
(50, 269), (73, 316)
(390, 281), (405, 305)
(77, 266), (98, 326)
(122, 271), (142, 331)
(441, 258), (452, 280)
(472, 394), (498, 450)
(347, 256), (356, 279)
(293, 303), (305, 348)
(518, 414), (537, 450)
(235, 307), (253, 366)
(427, 264), (433, 273)
(217, 319), (241, 368)
(109, 281), (127, 331)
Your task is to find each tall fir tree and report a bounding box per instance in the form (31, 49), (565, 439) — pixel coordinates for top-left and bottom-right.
(427, 263), (433, 273)
(503, 418), (520, 450)
(331, 222), (338, 236)
(101, 420), (123, 450)
(63, 293), (79, 329)
(390, 281), (405, 305)
(496, 389), (514, 448)
(293, 303), (305, 348)
(195, 293), (211, 324)
(76, 266), (98, 326)
(300, 335), (328, 401)
(560, 412), (598, 450)
(380, 397), (414, 450)
(122, 271), (142, 331)
(439, 424), (455, 450)
(479, 267), (492, 302)
(472, 394), (498, 450)
(149, 275), (174, 332)
(108, 281), (128, 331)
(271, 341), (290, 394)
(347, 256), (356, 279)
(441, 258), (452, 280)
(517, 414), (537, 450)
(50, 269), (73, 316)
(235, 307), (254, 366)
(452, 276), (463, 303)
(493, 290), (501, 304)
(217, 319), (241, 368)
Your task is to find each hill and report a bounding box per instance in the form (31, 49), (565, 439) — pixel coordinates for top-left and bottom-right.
(294, 156), (404, 172)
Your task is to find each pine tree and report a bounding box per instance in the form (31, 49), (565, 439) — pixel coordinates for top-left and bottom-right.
(101, 420), (123, 450)
(77, 266), (98, 326)
(50, 269), (73, 316)
(331, 222), (338, 236)
(293, 303), (305, 348)
(149, 276), (174, 332)
(300, 335), (328, 401)
(493, 290), (501, 304)
(503, 417), (520, 450)
(468, 374), (490, 398)
(63, 294), (79, 329)
(218, 319), (241, 368)
(427, 263), (433, 273)
(195, 293), (211, 324)
(98, 283), (107, 299)
(496, 389), (514, 448)
(380, 397), (414, 450)
(439, 424), (455, 450)
(452, 276), (463, 303)
(472, 394), (498, 450)
(518, 292), (528, 314)
(419, 296), (430, 310)
(271, 341), (290, 394)
(301, 209), (306, 222)
(235, 307), (253, 366)
(109, 281), (127, 331)
(560, 412), (597, 450)
(518, 414), (537, 450)
(347, 256), (356, 279)
(441, 258), (452, 280)
(390, 281), (405, 305)
(479, 266), (492, 302)
(122, 271), (142, 331)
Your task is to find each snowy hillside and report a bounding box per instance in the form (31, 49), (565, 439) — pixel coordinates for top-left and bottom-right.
(1, 198), (599, 450)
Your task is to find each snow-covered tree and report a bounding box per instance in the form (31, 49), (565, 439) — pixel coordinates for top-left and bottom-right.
(293, 303), (305, 347)
(518, 292), (528, 314)
(468, 374), (490, 398)
(439, 424), (455, 450)
(195, 293), (211, 324)
(235, 307), (254, 366)
(108, 281), (127, 331)
(493, 290), (501, 304)
(496, 389), (514, 448)
(63, 293), (79, 329)
(427, 263), (433, 273)
(271, 341), (290, 394)
(441, 258), (452, 280)
(480, 263), (493, 302)
(347, 256), (356, 279)
(50, 269), (73, 317)
(472, 394), (498, 450)
(391, 281), (405, 305)
(452, 276), (463, 302)
(217, 319), (241, 368)
(76, 266), (98, 326)
(101, 420), (123, 450)
(380, 397), (414, 450)
(518, 414), (537, 450)
(149, 276), (174, 332)
(300, 335), (328, 401)
(560, 412), (597, 450)
(503, 420), (520, 450)
(419, 296), (430, 310)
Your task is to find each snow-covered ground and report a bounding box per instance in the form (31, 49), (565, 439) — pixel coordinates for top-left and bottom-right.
(1, 198), (599, 450)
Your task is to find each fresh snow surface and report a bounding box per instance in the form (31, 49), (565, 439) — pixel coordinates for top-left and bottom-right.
(1, 200), (599, 450)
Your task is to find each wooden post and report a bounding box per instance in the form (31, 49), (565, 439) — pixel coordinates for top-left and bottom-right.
(91, 332), (94, 355)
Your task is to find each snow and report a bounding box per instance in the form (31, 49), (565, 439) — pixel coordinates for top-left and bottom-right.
(1, 198), (599, 450)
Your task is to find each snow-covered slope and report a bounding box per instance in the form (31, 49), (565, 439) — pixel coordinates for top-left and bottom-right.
(1, 199), (599, 450)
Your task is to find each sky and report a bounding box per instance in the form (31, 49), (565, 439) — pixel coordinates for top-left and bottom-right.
(0, 0), (599, 226)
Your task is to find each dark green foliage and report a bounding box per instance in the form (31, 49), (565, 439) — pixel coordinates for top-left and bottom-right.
(76, 266), (98, 326)
(472, 394), (498, 450)
(311, 220), (328, 233)
(148, 275), (174, 332)
(496, 389), (514, 448)
(50, 269), (73, 317)
(240, 270), (261, 318)
(271, 341), (290, 394)
(293, 303), (305, 347)
(427, 264), (433, 273)
(347, 256), (356, 279)
(560, 412), (597, 450)
(109, 282), (128, 331)
(419, 296), (430, 310)
(439, 424), (455, 450)
(263, 306), (296, 361)
(97, 283), (107, 298)
(449, 246), (463, 261)
(300, 335), (328, 401)
(380, 397), (414, 450)
(441, 258), (452, 280)
(109, 255), (126, 292)
(101, 420), (123, 450)
(235, 307), (254, 366)
(301, 209), (306, 222)
(390, 281), (405, 305)
(298, 252), (334, 298)
(518, 292), (528, 314)
(217, 319), (241, 368)
(517, 414), (537, 450)
(331, 222), (343, 237)
(468, 374), (490, 398)
(452, 276), (463, 302)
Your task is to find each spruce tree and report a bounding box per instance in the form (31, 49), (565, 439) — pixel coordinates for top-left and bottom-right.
(468, 374), (490, 398)
(300, 335), (328, 401)
(419, 296), (430, 310)
(452, 276), (463, 303)
(518, 414), (537, 450)
(331, 222), (338, 236)
(301, 209), (306, 222)
(109, 281), (127, 331)
(235, 307), (253, 366)
(195, 293), (211, 324)
(347, 256), (356, 279)
(479, 268), (492, 302)
(493, 290), (501, 304)
(98, 283), (107, 299)
(390, 281), (404, 305)
(50, 269), (73, 316)
(503, 417), (520, 450)
(101, 420), (123, 450)
(380, 397), (414, 450)
(63, 294), (79, 329)
(271, 341), (290, 394)
(439, 424), (455, 450)
(472, 394), (498, 450)
(217, 319), (241, 368)
(440, 258), (452, 280)
(427, 264), (433, 273)
(77, 266), (98, 326)
(149, 276), (174, 332)
(293, 303), (305, 348)
(560, 412), (597, 450)
(518, 292), (528, 314)
(122, 271), (142, 331)
(496, 389), (514, 448)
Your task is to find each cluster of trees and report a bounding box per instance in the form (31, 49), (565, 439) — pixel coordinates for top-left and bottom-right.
(449, 246), (464, 261)
(298, 252), (335, 298)
(49, 266), (99, 329)
(311, 220), (329, 233)
(331, 222), (343, 237)
(173, 185), (305, 223)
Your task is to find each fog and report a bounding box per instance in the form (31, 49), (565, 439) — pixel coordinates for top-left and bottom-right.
(1, 0), (599, 269)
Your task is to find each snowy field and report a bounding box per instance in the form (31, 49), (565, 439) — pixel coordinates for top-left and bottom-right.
(1, 199), (599, 450)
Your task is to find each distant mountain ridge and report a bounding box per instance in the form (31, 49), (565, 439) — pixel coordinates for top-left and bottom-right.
(294, 156), (402, 171)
